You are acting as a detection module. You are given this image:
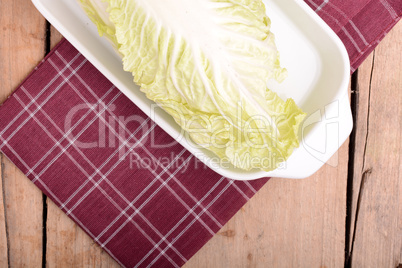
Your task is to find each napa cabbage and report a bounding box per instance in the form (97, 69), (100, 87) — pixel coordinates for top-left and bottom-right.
(78, 0), (306, 172)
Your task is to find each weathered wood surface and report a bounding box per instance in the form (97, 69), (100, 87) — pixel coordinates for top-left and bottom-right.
(0, 0), (400, 266)
(345, 21), (402, 268)
(0, 0), (46, 267)
(185, 143), (349, 268)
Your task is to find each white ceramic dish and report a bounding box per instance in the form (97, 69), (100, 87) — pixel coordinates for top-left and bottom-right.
(32, 0), (352, 180)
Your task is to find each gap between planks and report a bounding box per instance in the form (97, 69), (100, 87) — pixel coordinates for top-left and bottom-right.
(41, 20), (52, 268)
(1, 153), (11, 268)
(345, 69), (359, 267)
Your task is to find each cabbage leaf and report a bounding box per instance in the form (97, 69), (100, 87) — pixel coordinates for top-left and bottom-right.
(78, 0), (306, 172)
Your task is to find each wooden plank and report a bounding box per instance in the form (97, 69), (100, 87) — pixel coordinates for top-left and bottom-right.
(348, 21), (401, 267)
(50, 26), (63, 50)
(0, 0), (46, 266)
(345, 50), (373, 264)
(1, 162), (44, 267)
(44, 27), (120, 267)
(186, 142), (349, 267)
(46, 201), (121, 267)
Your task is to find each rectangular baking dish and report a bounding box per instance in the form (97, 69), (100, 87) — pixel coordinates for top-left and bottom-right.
(31, 0), (352, 180)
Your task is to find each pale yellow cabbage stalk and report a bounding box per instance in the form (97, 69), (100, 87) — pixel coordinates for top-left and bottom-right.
(78, 0), (306, 172)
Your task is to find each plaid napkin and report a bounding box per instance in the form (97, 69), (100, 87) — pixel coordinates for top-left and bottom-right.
(305, 0), (401, 72)
(0, 1), (400, 267)
(0, 42), (268, 267)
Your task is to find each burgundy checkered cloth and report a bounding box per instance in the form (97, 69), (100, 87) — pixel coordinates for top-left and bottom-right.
(305, 0), (401, 72)
(0, 1), (400, 267)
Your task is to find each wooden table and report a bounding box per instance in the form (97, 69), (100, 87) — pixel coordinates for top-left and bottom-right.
(0, 1), (400, 267)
